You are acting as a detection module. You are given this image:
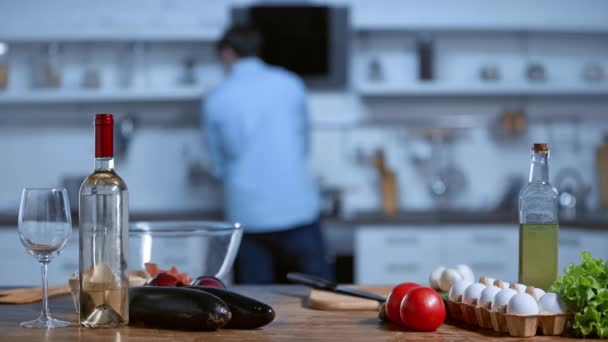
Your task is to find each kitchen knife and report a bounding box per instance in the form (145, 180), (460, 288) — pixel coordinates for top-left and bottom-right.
(286, 272), (387, 302)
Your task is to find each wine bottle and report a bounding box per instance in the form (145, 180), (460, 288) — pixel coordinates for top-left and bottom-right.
(79, 113), (129, 328)
(518, 143), (559, 290)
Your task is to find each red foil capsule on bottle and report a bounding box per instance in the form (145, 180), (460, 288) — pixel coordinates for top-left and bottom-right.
(95, 113), (114, 158)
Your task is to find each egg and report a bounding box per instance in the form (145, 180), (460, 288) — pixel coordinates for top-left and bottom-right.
(484, 277), (496, 286)
(448, 280), (473, 301)
(491, 288), (517, 311)
(439, 268), (463, 292)
(455, 264), (475, 283)
(510, 283), (526, 293)
(429, 266), (446, 290)
(538, 293), (567, 314)
(507, 293), (539, 315)
(462, 283), (486, 304)
(477, 285), (502, 308)
(534, 288), (546, 301)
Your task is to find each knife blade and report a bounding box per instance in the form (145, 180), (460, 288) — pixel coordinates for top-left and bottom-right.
(286, 272), (387, 302)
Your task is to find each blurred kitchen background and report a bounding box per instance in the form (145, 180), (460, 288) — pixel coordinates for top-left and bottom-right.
(1, 0), (608, 286)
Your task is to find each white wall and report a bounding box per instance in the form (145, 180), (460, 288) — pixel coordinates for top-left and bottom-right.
(0, 0), (607, 216)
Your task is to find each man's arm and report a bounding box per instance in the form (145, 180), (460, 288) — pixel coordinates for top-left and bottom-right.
(202, 99), (225, 179)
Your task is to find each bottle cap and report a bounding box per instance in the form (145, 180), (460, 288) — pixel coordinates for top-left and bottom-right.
(95, 113), (113, 158)
(532, 143), (548, 153)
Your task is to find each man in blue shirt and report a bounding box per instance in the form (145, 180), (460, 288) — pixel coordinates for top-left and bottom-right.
(203, 25), (331, 284)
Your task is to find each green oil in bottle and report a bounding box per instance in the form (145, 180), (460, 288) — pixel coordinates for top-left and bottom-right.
(519, 223), (559, 290)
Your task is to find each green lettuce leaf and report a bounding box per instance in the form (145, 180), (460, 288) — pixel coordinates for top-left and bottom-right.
(550, 252), (608, 338)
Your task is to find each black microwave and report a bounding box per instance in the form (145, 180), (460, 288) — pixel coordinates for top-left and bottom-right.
(231, 5), (349, 89)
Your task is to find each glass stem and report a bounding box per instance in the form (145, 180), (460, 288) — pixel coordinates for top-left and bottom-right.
(40, 261), (50, 321)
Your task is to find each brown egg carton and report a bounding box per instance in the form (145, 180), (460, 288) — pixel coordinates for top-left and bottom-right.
(457, 279), (570, 337)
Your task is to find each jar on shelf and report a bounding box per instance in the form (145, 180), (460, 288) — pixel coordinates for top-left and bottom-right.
(31, 43), (62, 89)
(0, 42), (9, 90)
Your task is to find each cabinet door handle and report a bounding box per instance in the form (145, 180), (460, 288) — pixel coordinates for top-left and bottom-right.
(559, 237), (580, 247)
(386, 263), (419, 273)
(472, 235), (506, 245)
(385, 236), (418, 246)
(470, 262), (505, 273)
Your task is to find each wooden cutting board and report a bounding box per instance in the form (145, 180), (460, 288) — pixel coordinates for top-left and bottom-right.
(306, 286), (391, 311)
(0, 284), (71, 304)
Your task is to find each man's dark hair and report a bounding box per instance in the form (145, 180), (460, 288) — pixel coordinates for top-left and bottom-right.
(216, 25), (263, 58)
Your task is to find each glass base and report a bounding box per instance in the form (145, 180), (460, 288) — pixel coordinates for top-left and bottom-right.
(20, 316), (70, 329)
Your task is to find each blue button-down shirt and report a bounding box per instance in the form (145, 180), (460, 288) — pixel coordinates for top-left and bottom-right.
(203, 57), (320, 232)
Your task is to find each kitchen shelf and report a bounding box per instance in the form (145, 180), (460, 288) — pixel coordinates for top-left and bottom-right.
(357, 83), (608, 97)
(0, 88), (205, 104)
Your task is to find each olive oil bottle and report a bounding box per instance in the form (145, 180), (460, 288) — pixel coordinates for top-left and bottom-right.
(519, 143), (559, 290)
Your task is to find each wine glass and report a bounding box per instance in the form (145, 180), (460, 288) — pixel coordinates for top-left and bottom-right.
(18, 188), (72, 328)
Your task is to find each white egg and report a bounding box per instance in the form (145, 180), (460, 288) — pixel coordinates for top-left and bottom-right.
(510, 283), (526, 293)
(534, 288), (546, 301)
(477, 285), (502, 308)
(484, 277), (496, 286)
(507, 293), (539, 315)
(538, 293), (567, 314)
(491, 288), (517, 311)
(448, 280), (473, 301)
(439, 268), (463, 292)
(455, 264), (475, 283)
(463, 283), (486, 304)
(429, 266), (446, 290)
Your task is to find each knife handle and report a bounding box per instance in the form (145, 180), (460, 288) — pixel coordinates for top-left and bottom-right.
(286, 272), (335, 290)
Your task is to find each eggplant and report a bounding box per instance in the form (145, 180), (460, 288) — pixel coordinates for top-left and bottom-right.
(186, 286), (275, 329)
(129, 286), (231, 331)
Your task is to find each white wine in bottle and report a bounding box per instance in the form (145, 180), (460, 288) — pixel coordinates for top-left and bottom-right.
(79, 113), (129, 328)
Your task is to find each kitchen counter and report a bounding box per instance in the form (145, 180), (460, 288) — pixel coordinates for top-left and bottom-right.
(0, 285), (580, 341)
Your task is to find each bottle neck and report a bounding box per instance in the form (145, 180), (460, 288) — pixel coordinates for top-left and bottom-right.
(529, 152), (549, 184)
(95, 157), (114, 171)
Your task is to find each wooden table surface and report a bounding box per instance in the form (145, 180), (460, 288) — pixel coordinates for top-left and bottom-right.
(0, 285), (581, 341)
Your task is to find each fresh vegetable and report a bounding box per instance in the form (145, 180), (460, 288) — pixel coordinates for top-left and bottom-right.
(129, 286), (231, 331)
(400, 287), (446, 332)
(144, 262), (192, 285)
(146, 272), (184, 287)
(192, 276), (226, 289)
(386, 283), (421, 325)
(550, 251), (608, 338)
(187, 286), (275, 329)
(378, 302), (388, 322)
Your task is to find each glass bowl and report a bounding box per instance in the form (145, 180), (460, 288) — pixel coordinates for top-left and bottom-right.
(69, 221), (243, 313)
(128, 221), (243, 282)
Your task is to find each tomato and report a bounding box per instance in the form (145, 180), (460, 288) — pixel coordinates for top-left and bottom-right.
(400, 287), (446, 332)
(385, 282), (421, 325)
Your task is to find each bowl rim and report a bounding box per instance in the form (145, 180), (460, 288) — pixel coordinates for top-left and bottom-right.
(129, 220), (242, 234)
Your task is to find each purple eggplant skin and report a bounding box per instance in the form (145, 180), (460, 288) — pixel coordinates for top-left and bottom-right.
(186, 286), (275, 329)
(129, 286), (232, 331)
